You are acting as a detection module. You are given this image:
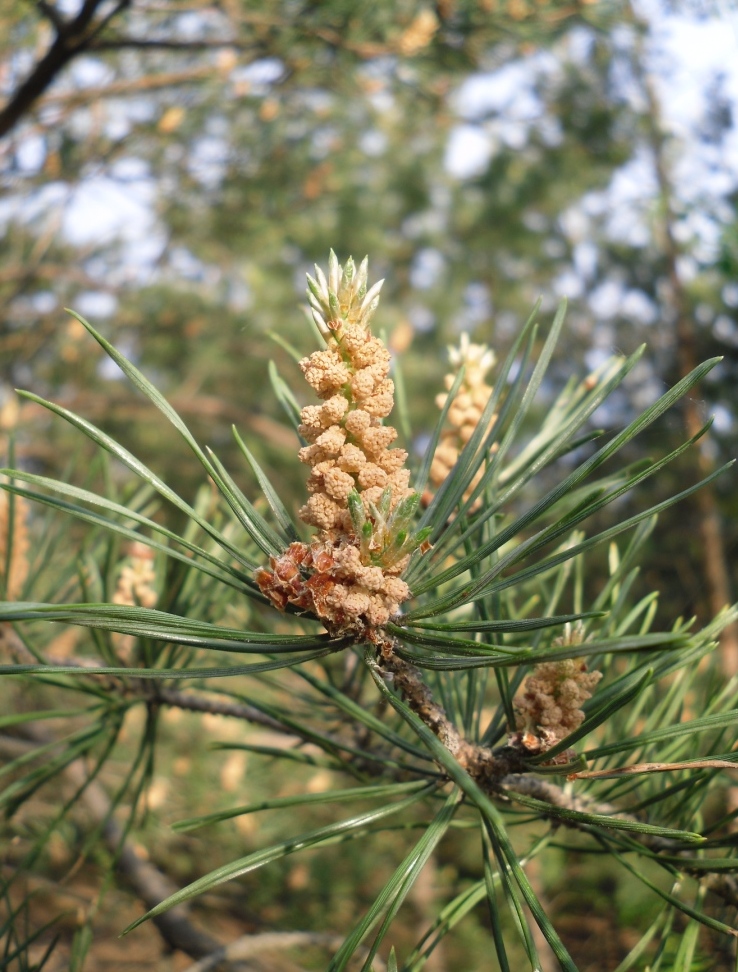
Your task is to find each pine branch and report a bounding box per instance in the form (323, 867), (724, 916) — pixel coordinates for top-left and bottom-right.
(90, 37), (251, 51)
(180, 931), (382, 972)
(0, 0), (132, 139)
(153, 687), (291, 732)
(0, 623), (367, 755)
(0, 730), (220, 959)
(374, 642), (738, 915)
(374, 639), (527, 782)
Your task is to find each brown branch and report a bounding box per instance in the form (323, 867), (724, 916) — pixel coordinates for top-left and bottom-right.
(154, 687), (292, 733)
(0, 0), (132, 139)
(500, 774), (633, 821)
(501, 769), (738, 915)
(2, 709), (380, 963)
(10, 716), (389, 964)
(0, 730), (220, 959)
(0, 622), (375, 963)
(0, 624), (356, 756)
(37, 65), (216, 109)
(500, 767), (738, 915)
(180, 931), (383, 972)
(374, 641), (527, 783)
(90, 37), (249, 51)
(36, 1), (67, 32)
(703, 874), (738, 910)
(66, 759), (221, 957)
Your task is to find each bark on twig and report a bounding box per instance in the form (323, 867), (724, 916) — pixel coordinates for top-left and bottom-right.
(154, 688), (290, 732)
(375, 643), (528, 784)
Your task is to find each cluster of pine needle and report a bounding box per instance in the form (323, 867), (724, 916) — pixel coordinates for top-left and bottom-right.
(1, 252), (737, 972)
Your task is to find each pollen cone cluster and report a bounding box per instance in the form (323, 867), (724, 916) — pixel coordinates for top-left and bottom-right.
(112, 541), (158, 610)
(429, 334), (497, 509)
(112, 541), (158, 661)
(257, 252), (429, 639)
(512, 650), (602, 757)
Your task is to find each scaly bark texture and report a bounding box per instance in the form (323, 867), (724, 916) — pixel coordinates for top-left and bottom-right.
(257, 252), (428, 639)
